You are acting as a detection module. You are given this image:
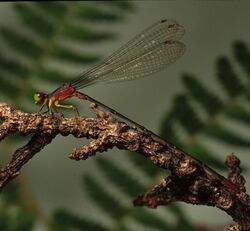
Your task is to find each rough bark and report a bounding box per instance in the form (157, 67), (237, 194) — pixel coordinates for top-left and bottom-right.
(0, 102), (249, 230)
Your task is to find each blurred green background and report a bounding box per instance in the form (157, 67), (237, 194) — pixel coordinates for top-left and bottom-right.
(0, 1), (250, 231)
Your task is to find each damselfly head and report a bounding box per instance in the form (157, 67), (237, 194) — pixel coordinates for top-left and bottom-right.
(34, 92), (48, 105)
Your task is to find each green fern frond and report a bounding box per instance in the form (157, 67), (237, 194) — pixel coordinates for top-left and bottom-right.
(102, 1), (135, 11)
(84, 175), (127, 219)
(161, 41), (250, 172)
(52, 210), (108, 231)
(0, 52), (29, 77)
(33, 2), (67, 19)
(172, 95), (205, 134)
(0, 74), (22, 98)
(168, 204), (194, 231)
(205, 123), (250, 146)
(96, 157), (146, 198)
(52, 209), (108, 231)
(187, 143), (226, 169)
(0, 207), (34, 231)
(80, 171), (192, 231)
(128, 153), (161, 177)
(233, 41), (250, 77)
(160, 110), (183, 146)
(0, 2), (133, 109)
(37, 66), (73, 84)
(1, 181), (22, 204)
(0, 27), (42, 59)
(61, 23), (116, 43)
(2, 2), (249, 230)
(216, 57), (244, 97)
(225, 104), (250, 124)
(15, 3), (55, 38)
(182, 74), (223, 115)
(0, 182), (35, 231)
(97, 156), (191, 230)
(56, 151), (192, 231)
(0, 2), (135, 231)
(48, 45), (100, 64)
(74, 5), (124, 22)
(132, 208), (171, 231)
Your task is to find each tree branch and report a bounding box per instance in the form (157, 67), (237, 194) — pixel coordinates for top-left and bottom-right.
(0, 102), (249, 230)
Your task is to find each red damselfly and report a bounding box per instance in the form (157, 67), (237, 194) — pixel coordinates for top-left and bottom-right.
(34, 19), (186, 114)
(34, 19), (240, 193)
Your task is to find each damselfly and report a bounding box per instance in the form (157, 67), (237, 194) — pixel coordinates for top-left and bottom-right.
(34, 19), (186, 114)
(33, 19), (241, 194)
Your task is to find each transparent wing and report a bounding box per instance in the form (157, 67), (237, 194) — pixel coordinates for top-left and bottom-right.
(71, 19), (185, 89)
(98, 41), (185, 83)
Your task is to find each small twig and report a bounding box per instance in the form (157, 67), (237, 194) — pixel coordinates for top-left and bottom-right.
(0, 102), (249, 230)
(226, 153), (246, 192)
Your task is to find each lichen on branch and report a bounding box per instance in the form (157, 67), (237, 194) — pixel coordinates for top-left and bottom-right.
(0, 102), (249, 230)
